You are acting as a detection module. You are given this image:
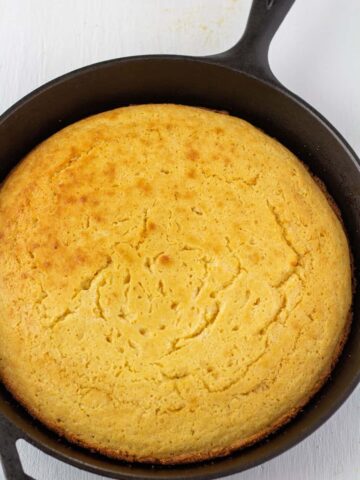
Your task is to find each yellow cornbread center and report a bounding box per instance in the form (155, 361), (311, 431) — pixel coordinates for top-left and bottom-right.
(0, 104), (352, 463)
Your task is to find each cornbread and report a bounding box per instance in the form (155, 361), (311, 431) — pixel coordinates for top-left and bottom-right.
(0, 104), (352, 463)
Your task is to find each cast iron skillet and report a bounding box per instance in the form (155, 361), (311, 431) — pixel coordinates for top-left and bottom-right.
(0, 1), (359, 479)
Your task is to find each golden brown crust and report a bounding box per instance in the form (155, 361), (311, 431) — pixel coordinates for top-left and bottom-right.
(2, 304), (351, 465)
(0, 331), (347, 466)
(0, 104), (352, 464)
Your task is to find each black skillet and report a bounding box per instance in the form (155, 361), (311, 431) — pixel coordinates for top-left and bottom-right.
(1, 0), (359, 479)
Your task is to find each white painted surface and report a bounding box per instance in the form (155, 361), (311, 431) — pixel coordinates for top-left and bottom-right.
(0, 0), (359, 478)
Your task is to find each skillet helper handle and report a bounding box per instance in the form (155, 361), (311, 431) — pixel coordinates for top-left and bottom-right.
(0, 415), (34, 480)
(213, 0), (296, 83)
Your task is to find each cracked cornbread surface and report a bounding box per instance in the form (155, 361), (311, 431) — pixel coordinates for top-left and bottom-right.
(0, 104), (352, 463)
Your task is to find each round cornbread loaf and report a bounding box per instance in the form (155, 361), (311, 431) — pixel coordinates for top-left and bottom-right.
(0, 104), (352, 463)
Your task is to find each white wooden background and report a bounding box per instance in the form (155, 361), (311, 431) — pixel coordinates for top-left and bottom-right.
(0, 0), (359, 479)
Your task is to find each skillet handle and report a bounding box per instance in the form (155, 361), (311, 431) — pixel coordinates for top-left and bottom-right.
(210, 0), (296, 84)
(0, 414), (34, 480)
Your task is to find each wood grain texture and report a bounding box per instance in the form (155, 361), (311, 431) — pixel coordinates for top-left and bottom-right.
(0, 0), (359, 479)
